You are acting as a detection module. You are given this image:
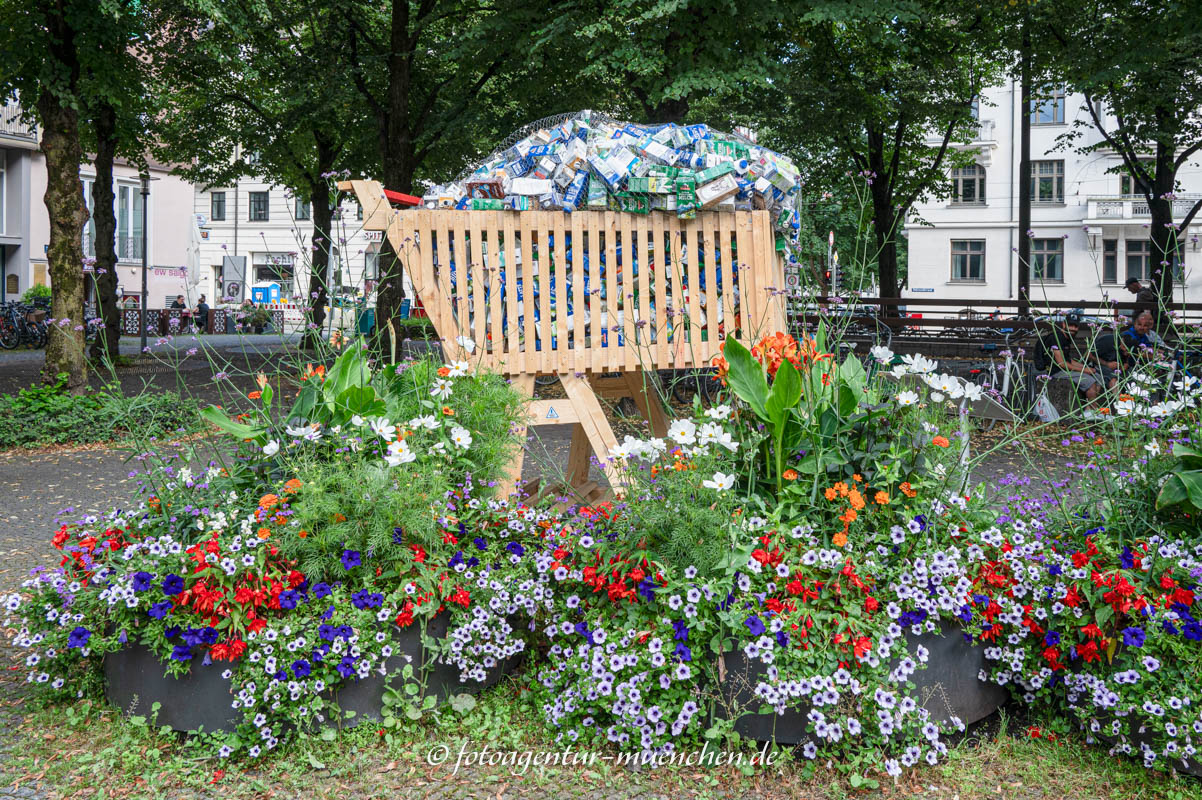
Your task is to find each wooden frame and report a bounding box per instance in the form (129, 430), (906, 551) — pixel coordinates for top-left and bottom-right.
(339, 179), (786, 498)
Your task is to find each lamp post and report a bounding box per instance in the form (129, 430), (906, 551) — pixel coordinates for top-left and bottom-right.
(140, 172), (149, 353)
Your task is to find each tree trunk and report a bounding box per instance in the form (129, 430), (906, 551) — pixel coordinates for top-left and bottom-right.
(1149, 141), (1178, 301)
(36, 11), (89, 394)
(90, 101), (121, 363)
(646, 96), (689, 124)
(865, 143), (900, 299)
(304, 177), (333, 351)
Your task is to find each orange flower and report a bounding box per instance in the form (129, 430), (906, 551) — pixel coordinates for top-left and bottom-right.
(932, 435), (950, 448)
(833, 481), (849, 497)
(248, 391), (262, 400)
(258, 494), (279, 509)
(852, 474), (862, 483)
(899, 482), (917, 498)
(256, 527), (271, 540)
(437, 366), (451, 377)
(711, 351), (729, 384)
(301, 363), (327, 382)
(783, 469), (799, 481)
(848, 489), (865, 511)
(298, 530), (309, 539)
(874, 491), (890, 505)
(841, 509), (858, 524)
(442, 406), (455, 416)
(283, 478), (303, 494)
(255, 372), (268, 389)
(332, 513), (347, 523)
(833, 531), (848, 548)
(824, 487), (838, 501)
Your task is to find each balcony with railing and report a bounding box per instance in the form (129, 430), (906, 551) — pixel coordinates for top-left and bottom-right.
(83, 231), (144, 262)
(0, 101), (37, 144)
(1085, 194), (1202, 222)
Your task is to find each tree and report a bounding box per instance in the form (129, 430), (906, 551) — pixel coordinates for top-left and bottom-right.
(1044, 0), (1202, 300)
(761, 1), (998, 299)
(0, 0), (92, 391)
(154, 1), (376, 349)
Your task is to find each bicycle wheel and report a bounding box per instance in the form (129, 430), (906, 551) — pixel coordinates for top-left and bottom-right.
(0, 318), (18, 350)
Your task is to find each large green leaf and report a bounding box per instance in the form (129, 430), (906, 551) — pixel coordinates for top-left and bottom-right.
(199, 406), (262, 440)
(1157, 471), (1202, 511)
(765, 357), (801, 425)
(723, 335), (768, 419)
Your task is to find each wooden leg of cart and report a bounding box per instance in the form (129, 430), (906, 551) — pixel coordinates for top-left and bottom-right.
(621, 370), (669, 438)
(560, 373), (626, 497)
(500, 374), (535, 497)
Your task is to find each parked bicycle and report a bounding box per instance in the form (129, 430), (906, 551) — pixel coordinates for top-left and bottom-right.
(0, 300), (49, 350)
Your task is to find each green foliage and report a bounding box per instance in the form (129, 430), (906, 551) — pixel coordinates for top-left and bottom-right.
(21, 284), (51, 303)
(0, 376), (198, 448)
(1155, 444), (1202, 523)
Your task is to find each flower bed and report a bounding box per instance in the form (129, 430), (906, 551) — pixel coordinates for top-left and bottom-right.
(5, 331), (1200, 781)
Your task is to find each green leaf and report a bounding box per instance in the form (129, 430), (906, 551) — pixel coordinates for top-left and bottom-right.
(449, 693), (477, 714)
(307, 753), (326, 770)
(765, 357), (801, 425)
(199, 406), (262, 440)
(722, 335), (768, 419)
(1095, 605), (1113, 630)
(405, 706), (422, 720)
(260, 383), (273, 408)
(1157, 475), (1190, 510)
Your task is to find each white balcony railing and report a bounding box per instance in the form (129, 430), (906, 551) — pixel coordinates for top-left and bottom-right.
(0, 101), (36, 142)
(1086, 194), (1202, 220)
(83, 232), (144, 262)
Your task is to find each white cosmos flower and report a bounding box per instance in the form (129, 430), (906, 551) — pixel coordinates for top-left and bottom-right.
(961, 382), (983, 402)
(369, 417), (396, 440)
(1115, 398), (1135, 416)
(668, 419), (697, 446)
(705, 404), (732, 420)
(384, 439), (416, 466)
(870, 345), (894, 365)
(285, 423), (322, 441)
(698, 422), (723, 448)
(409, 415), (439, 430)
(262, 440), (280, 456)
(1145, 439), (1161, 456)
(902, 354), (938, 375)
(456, 336), (477, 354)
(930, 392), (945, 403)
(702, 472), (735, 492)
(715, 430), (739, 453)
(896, 391), (919, 407)
(351, 415), (365, 427)
(431, 378), (453, 400)
(446, 361), (469, 378)
(450, 426), (473, 449)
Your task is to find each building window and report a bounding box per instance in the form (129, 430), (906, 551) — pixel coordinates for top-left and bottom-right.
(1030, 85), (1066, 125)
(969, 98), (979, 120)
(211, 191), (226, 221)
(0, 151), (6, 236)
(249, 191), (269, 221)
(1103, 239), (1118, 284)
(951, 165), (986, 204)
(1032, 238), (1064, 282)
(253, 252), (294, 295)
(356, 203), (363, 221)
(950, 240), (985, 281)
(295, 198), (310, 221)
(1124, 240), (1182, 283)
(1030, 160), (1065, 203)
(1119, 160), (1154, 197)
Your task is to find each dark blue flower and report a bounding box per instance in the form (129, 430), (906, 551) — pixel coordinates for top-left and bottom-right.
(636, 577), (657, 602)
(131, 572), (154, 592)
(67, 626), (91, 649)
(506, 541), (525, 557)
(473, 537), (488, 551)
(1120, 547), (1137, 570)
(1121, 626), (1146, 648)
(293, 659), (311, 678)
(336, 656), (356, 678)
(170, 643), (193, 661)
(775, 631), (789, 648)
(466, 556), (479, 569)
(744, 616), (765, 636)
(351, 590), (383, 610)
(448, 551), (464, 569)
(318, 624), (336, 641)
(147, 601), (172, 620)
(1048, 564), (1063, 577)
(1044, 631), (1061, 647)
(392, 527), (405, 545)
(674, 642), (692, 662)
(312, 582), (332, 599)
(279, 590), (300, 610)
(321, 604), (335, 621)
(1185, 621), (1202, 642)
(672, 619), (689, 642)
(341, 550), (361, 570)
(162, 574), (184, 595)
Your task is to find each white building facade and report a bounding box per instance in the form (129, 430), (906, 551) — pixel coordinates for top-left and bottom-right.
(193, 178), (408, 310)
(904, 83), (1202, 307)
(0, 100), (198, 307)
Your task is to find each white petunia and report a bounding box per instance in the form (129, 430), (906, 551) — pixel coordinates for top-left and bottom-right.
(702, 472), (735, 492)
(450, 426), (473, 449)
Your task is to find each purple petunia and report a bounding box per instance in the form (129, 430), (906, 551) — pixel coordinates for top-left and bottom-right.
(341, 550), (361, 570)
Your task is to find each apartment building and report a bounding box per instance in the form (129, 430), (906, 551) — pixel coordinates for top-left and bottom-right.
(904, 84), (1202, 307)
(0, 101), (199, 307)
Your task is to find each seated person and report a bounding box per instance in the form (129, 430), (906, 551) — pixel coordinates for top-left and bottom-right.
(1089, 327), (1123, 391)
(1035, 313), (1101, 402)
(1120, 310), (1158, 367)
(170, 294), (193, 332)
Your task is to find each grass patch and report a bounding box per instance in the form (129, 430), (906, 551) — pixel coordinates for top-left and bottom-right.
(1, 683), (1196, 800)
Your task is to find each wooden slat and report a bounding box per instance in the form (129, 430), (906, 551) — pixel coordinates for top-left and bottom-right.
(684, 218), (702, 367)
(418, 217), (437, 337)
(651, 214), (667, 363)
(733, 212), (753, 339)
(705, 215), (721, 360)
(718, 212), (736, 351)
(667, 218), (685, 365)
(588, 214), (603, 375)
(488, 216), (504, 363)
(745, 211), (767, 336)
(571, 213), (585, 367)
(454, 215), (472, 360)
(603, 212), (619, 371)
(622, 213), (638, 373)
(761, 212), (784, 333)
(554, 216), (568, 374)
(519, 214), (535, 376)
(636, 217), (651, 365)
(434, 217), (453, 347)
(502, 213), (518, 367)
(469, 216), (487, 366)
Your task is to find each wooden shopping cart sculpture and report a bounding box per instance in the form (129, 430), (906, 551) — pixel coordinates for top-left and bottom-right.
(340, 179), (787, 499)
